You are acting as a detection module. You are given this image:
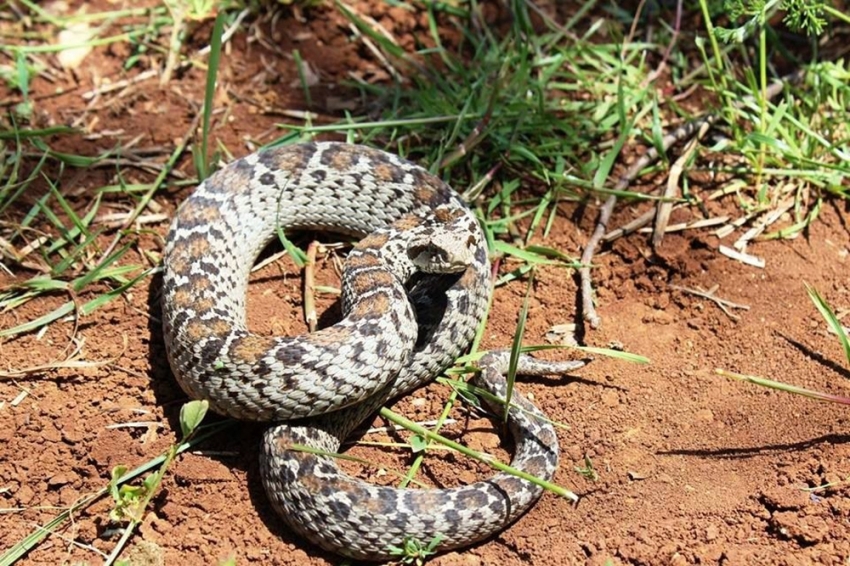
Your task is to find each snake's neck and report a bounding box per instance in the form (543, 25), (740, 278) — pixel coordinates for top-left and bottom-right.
(339, 226), (420, 313)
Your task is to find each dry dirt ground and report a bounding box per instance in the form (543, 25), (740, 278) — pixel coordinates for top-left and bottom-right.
(1, 2), (850, 566)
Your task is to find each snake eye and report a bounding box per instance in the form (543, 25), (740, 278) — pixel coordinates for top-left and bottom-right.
(408, 244), (427, 259)
(409, 243), (443, 261)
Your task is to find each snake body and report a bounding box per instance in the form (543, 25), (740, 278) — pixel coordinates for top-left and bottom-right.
(162, 142), (576, 561)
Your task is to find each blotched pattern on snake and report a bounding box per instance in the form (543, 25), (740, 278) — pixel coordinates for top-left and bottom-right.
(161, 142), (582, 561)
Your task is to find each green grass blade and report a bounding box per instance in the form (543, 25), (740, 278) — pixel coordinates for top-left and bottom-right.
(78, 268), (153, 316)
(71, 243), (135, 292)
(197, 11), (226, 181)
(806, 283), (850, 367)
(491, 241), (562, 266)
(293, 49), (312, 107)
(0, 126), (77, 140)
(717, 369), (850, 404)
(0, 300), (75, 337)
(571, 345), (650, 364)
(504, 270), (534, 422)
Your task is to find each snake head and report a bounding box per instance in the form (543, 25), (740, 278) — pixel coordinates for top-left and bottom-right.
(407, 205), (480, 274)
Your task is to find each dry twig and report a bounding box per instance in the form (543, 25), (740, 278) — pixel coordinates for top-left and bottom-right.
(670, 284), (750, 320)
(303, 241), (324, 333)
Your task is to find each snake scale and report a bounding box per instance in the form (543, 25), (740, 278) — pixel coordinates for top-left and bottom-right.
(162, 142), (583, 561)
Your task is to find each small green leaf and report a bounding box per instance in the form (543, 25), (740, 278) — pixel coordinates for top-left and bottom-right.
(14, 50), (29, 99)
(385, 534), (443, 564)
(142, 473), (158, 491)
(275, 226), (308, 267)
(409, 434), (427, 453)
(455, 386), (482, 408)
(109, 465), (128, 499)
(180, 400), (209, 440)
(425, 534), (444, 552)
(574, 455), (598, 481)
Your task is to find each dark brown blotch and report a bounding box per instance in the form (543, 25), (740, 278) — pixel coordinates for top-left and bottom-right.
(170, 288), (194, 310)
(170, 233), (212, 270)
(204, 159), (258, 196)
(258, 143), (314, 175)
(189, 275), (212, 291)
(410, 170), (451, 205)
(345, 253), (382, 271)
(521, 454), (551, 478)
(356, 232), (390, 250)
(305, 325), (354, 347)
(185, 320), (213, 341)
(414, 185), (438, 206)
(348, 270), (395, 299)
(179, 200), (223, 227)
(319, 144), (356, 171)
(230, 334), (276, 365)
(208, 319), (231, 337)
(456, 488), (490, 510)
(391, 214), (425, 231)
(534, 425), (558, 448)
(373, 162), (403, 183)
(349, 292), (391, 320)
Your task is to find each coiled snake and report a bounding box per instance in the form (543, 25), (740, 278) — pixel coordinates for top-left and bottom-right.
(162, 142), (583, 561)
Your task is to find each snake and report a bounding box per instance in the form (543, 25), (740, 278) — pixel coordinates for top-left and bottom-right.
(161, 142), (584, 561)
